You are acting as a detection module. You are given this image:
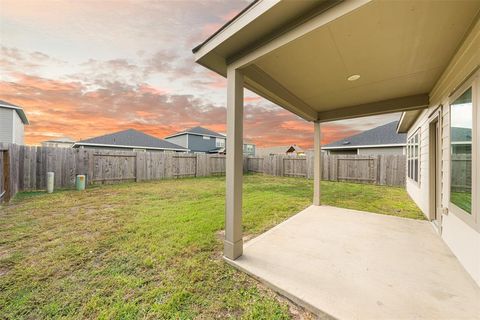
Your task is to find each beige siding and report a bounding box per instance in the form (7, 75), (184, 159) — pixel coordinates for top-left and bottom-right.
(357, 146), (405, 156)
(406, 108), (431, 215)
(0, 108), (13, 143)
(12, 111), (24, 144)
(406, 18), (480, 285)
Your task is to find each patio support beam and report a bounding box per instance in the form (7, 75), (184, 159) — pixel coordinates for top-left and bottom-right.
(242, 65), (317, 121)
(313, 121), (322, 206)
(316, 93), (430, 123)
(224, 66), (244, 260)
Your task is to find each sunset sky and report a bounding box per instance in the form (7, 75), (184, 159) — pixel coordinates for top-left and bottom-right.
(0, 0), (399, 148)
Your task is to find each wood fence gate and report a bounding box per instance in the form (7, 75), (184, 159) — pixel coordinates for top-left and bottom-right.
(336, 157), (377, 183)
(92, 153), (137, 183)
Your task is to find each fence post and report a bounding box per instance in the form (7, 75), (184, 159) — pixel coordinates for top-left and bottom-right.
(135, 152), (140, 182)
(2, 149), (10, 202)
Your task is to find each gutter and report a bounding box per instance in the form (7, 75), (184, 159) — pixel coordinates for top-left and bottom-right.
(73, 142), (189, 152)
(322, 143), (406, 150)
(192, 0), (260, 53)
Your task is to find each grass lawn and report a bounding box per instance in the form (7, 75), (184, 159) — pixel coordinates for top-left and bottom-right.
(0, 174), (423, 319)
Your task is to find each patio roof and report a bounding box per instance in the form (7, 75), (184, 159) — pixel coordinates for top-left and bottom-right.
(194, 0), (480, 122)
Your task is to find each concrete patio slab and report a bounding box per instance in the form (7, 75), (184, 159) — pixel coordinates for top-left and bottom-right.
(226, 206), (480, 319)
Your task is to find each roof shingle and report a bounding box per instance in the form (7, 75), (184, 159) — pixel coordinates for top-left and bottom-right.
(167, 126), (225, 138)
(323, 121), (406, 149)
(75, 129), (187, 150)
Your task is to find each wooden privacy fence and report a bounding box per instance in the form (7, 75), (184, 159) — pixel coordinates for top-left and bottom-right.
(0, 143), (229, 202)
(246, 154), (407, 186)
(0, 143), (409, 202)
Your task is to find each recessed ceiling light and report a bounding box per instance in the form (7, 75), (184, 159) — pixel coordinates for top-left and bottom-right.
(347, 74), (361, 81)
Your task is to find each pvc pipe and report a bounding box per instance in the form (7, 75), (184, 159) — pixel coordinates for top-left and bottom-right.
(76, 175), (86, 191)
(47, 172), (54, 193)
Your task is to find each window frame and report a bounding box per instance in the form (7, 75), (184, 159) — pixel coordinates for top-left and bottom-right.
(448, 71), (478, 230)
(407, 128), (420, 185)
(215, 137), (225, 148)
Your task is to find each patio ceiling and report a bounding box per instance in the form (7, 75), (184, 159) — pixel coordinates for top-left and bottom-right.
(194, 0), (480, 122)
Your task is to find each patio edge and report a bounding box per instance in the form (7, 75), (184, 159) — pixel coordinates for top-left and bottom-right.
(223, 256), (337, 320)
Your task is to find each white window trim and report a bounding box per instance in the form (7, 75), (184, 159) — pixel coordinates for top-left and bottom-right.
(216, 137), (225, 148)
(407, 128), (420, 186)
(447, 70), (478, 231)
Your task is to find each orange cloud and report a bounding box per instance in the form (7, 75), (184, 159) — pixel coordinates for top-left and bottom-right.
(1, 70), (362, 149)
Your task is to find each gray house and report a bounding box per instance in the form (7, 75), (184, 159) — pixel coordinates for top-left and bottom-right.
(322, 121), (406, 155)
(73, 129), (188, 152)
(165, 126), (256, 155)
(0, 100), (29, 145)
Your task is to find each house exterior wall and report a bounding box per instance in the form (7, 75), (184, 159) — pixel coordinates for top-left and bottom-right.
(405, 18), (480, 285)
(164, 135), (188, 148)
(187, 134), (218, 153)
(12, 111), (25, 144)
(0, 108), (13, 144)
(358, 146), (405, 156)
(326, 149), (357, 155)
(41, 141), (75, 148)
(325, 146), (405, 155)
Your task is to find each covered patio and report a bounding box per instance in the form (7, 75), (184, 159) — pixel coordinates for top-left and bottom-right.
(193, 0), (480, 318)
(227, 205), (480, 319)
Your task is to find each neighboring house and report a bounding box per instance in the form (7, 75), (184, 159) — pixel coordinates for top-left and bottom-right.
(41, 137), (75, 148)
(322, 121), (406, 155)
(165, 126), (255, 155)
(256, 144), (305, 157)
(73, 129), (188, 152)
(0, 100), (29, 145)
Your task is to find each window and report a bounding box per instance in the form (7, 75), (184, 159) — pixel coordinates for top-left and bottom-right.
(203, 136), (211, 140)
(407, 130), (420, 183)
(450, 87), (472, 214)
(215, 138), (225, 148)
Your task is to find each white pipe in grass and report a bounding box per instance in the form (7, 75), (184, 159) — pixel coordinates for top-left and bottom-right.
(47, 172), (54, 194)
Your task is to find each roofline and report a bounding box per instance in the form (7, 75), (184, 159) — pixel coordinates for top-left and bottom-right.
(0, 102), (29, 125)
(396, 112), (406, 132)
(73, 142), (189, 152)
(42, 140), (75, 143)
(192, 0), (261, 54)
(164, 131), (226, 139)
(396, 109), (424, 133)
(322, 143), (406, 150)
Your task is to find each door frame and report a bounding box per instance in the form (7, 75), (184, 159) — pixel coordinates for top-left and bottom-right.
(428, 108), (442, 229)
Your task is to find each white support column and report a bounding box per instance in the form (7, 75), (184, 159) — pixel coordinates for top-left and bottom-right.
(224, 66), (244, 260)
(313, 121), (322, 206)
